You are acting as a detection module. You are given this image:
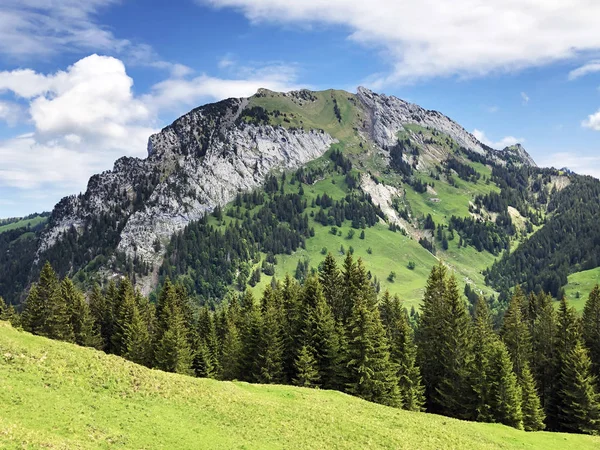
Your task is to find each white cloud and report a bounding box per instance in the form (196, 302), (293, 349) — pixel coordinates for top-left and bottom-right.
(538, 152), (600, 180)
(145, 63), (302, 113)
(0, 55), (156, 197)
(520, 92), (530, 105)
(582, 110), (600, 131)
(0, 100), (24, 126)
(218, 54), (236, 69)
(568, 60), (600, 80)
(0, 0), (124, 58)
(473, 129), (524, 150)
(201, 0), (600, 83)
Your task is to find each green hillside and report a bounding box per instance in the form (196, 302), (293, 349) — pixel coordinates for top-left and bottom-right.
(0, 215), (47, 234)
(1, 321), (599, 450)
(564, 267), (600, 311)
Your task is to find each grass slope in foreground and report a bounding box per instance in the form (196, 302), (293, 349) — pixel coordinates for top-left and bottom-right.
(2, 323), (599, 450)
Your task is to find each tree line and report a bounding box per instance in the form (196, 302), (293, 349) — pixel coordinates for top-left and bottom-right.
(4, 257), (600, 435)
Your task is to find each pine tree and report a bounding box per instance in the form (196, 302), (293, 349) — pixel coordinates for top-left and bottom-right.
(111, 278), (136, 356)
(557, 340), (600, 435)
(553, 297), (581, 430)
(89, 283), (112, 351)
(195, 307), (221, 379)
(61, 278), (100, 348)
(319, 253), (342, 320)
(300, 275), (346, 390)
(0, 296), (19, 326)
(488, 339), (523, 430)
(379, 291), (425, 411)
(154, 301), (194, 375)
(529, 292), (557, 421)
(501, 286), (531, 378)
(239, 290), (261, 382)
(469, 296), (495, 422)
(340, 252), (358, 323)
(582, 285), (600, 377)
(520, 363), (546, 431)
(255, 286), (284, 384)
(220, 308), (242, 380)
(21, 284), (44, 334)
(346, 270), (400, 407)
(280, 275), (302, 383)
(435, 274), (474, 419)
(416, 263), (448, 413)
(293, 345), (320, 388)
(124, 304), (152, 366)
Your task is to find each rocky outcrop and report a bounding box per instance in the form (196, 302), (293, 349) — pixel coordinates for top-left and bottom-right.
(37, 97), (336, 292)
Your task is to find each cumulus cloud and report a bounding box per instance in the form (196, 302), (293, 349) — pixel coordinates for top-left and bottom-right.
(473, 129), (524, 150)
(200, 0), (600, 83)
(568, 60), (600, 80)
(0, 55), (156, 202)
(582, 110), (600, 131)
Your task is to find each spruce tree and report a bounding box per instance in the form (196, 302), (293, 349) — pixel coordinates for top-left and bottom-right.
(346, 267), (400, 407)
(89, 283), (112, 351)
(239, 290), (261, 382)
(557, 340), (600, 435)
(379, 291), (425, 411)
(340, 252), (358, 323)
(280, 275), (302, 383)
(582, 285), (600, 377)
(195, 307), (221, 379)
(520, 363), (546, 431)
(435, 274), (474, 419)
(154, 301), (194, 375)
(488, 339), (524, 430)
(294, 345), (320, 388)
(319, 252), (342, 320)
(61, 277), (99, 348)
(255, 285), (284, 384)
(21, 284), (44, 334)
(0, 296), (19, 326)
(553, 297), (581, 429)
(416, 263), (448, 413)
(501, 286), (531, 378)
(529, 292), (557, 420)
(124, 304), (152, 367)
(35, 262), (73, 341)
(220, 309), (242, 380)
(111, 278), (136, 356)
(469, 296), (495, 422)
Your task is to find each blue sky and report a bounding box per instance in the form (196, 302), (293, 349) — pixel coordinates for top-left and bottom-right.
(1, 0), (600, 217)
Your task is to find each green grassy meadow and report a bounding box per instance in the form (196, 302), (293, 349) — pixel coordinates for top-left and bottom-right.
(0, 215), (47, 234)
(2, 321), (599, 450)
(563, 267), (600, 311)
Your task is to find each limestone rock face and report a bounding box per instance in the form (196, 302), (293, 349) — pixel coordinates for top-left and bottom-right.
(38, 97), (336, 292)
(356, 86), (536, 166)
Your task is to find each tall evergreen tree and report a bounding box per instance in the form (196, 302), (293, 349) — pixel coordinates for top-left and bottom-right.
(379, 291), (425, 411)
(239, 290), (261, 382)
(123, 304), (152, 366)
(469, 296), (495, 422)
(0, 296), (19, 326)
(255, 285), (284, 384)
(280, 275), (302, 383)
(557, 340), (600, 435)
(435, 275), (474, 419)
(319, 252), (342, 320)
(21, 284), (44, 334)
(501, 286), (531, 378)
(520, 363), (546, 431)
(346, 262), (400, 407)
(61, 277), (100, 348)
(416, 263), (448, 413)
(529, 292), (557, 420)
(293, 345), (320, 388)
(582, 285), (600, 377)
(111, 278), (136, 356)
(89, 283), (112, 351)
(220, 303), (243, 380)
(487, 339), (524, 430)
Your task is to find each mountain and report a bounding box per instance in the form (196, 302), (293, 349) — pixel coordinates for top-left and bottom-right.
(1, 87), (598, 310)
(2, 321), (599, 449)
